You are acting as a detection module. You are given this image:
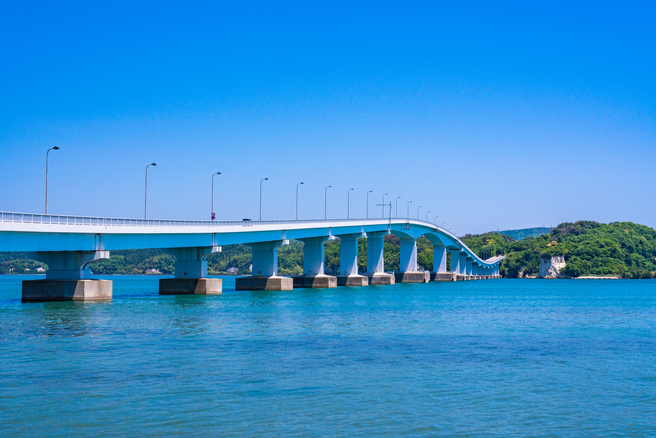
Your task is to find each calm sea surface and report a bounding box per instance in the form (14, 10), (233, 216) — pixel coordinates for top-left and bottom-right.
(0, 276), (654, 437)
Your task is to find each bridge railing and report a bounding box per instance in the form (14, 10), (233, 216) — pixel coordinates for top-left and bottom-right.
(0, 212), (407, 228)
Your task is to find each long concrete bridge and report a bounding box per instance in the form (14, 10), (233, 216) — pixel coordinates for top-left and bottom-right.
(0, 212), (504, 301)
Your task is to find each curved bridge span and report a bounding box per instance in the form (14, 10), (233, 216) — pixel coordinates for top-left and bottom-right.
(0, 212), (504, 301)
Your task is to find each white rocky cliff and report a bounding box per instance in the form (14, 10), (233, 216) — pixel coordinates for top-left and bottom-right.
(538, 255), (567, 278)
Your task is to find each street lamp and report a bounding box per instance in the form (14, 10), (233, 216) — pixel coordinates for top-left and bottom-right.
(211, 171), (221, 220)
(324, 185), (331, 219)
(366, 190), (373, 219)
(396, 197), (401, 218)
(417, 205), (422, 219)
(145, 162), (157, 219)
(259, 178), (268, 221)
(347, 188), (354, 219)
(426, 210), (431, 222)
(381, 193), (388, 218)
(406, 200), (412, 221)
(296, 182), (304, 220)
(434, 215), (438, 224)
(45, 146), (59, 214)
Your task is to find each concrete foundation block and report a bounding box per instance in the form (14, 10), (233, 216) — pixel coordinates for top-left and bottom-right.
(395, 271), (430, 283)
(22, 279), (113, 302)
(336, 275), (369, 286)
(159, 278), (222, 295)
(235, 276), (293, 291)
(292, 275), (337, 288)
(456, 275), (469, 281)
(431, 272), (457, 282)
(367, 273), (395, 285)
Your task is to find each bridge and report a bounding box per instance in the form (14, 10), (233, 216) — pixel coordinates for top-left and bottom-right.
(0, 212), (504, 301)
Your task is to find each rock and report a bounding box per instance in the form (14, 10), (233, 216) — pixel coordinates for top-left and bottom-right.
(538, 255), (567, 278)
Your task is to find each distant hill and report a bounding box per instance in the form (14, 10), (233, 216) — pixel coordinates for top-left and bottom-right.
(498, 227), (552, 241)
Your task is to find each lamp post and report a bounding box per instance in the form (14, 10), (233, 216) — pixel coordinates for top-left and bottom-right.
(434, 215), (438, 225)
(347, 188), (354, 219)
(211, 171), (221, 220)
(259, 178), (268, 221)
(366, 190), (373, 218)
(406, 200), (412, 221)
(296, 182), (304, 220)
(144, 162), (157, 219)
(381, 193), (388, 218)
(396, 197), (401, 218)
(417, 205), (422, 220)
(426, 210), (431, 222)
(45, 146), (60, 214)
(324, 185), (331, 219)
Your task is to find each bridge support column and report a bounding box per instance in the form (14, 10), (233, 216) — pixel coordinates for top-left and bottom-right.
(395, 236), (429, 283)
(449, 249), (460, 280)
(293, 237), (337, 288)
(465, 258), (473, 277)
(22, 251), (112, 302)
(159, 247), (222, 295)
(366, 232), (394, 285)
(457, 252), (468, 280)
(431, 246), (454, 281)
(236, 241), (293, 291)
(336, 234), (368, 286)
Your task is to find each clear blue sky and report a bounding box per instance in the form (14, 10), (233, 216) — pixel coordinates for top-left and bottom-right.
(1, 1), (654, 235)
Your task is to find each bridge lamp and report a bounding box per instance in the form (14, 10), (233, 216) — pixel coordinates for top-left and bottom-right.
(259, 178), (269, 221)
(381, 193), (388, 218)
(45, 146), (60, 214)
(434, 215), (438, 225)
(406, 200), (412, 221)
(347, 188), (354, 219)
(324, 185), (331, 219)
(296, 182), (304, 220)
(396, 197), (401, 218)
(211, 172), (221, 221)
(145, 162), (157, 219)
(366, 190), (373, 219)
(426, 210), (431, 222)
(417, 205), (422, 220)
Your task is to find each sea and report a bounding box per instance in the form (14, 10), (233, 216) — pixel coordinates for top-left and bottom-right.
(0, 275), (654, 437)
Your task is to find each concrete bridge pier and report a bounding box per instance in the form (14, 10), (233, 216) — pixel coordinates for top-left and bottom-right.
(22, 251), (112, 302)
(366, 232), (394, 285)
(457, 252), (469, 281)
(236, 241), (293, 290)
(449, 249), (460, 280)
(336, 234), (368, 286)
(466, 258), (473, 278)
(293, 237), (337, 288)
(431, 246), (455, 281)
(159, 247), (222, 295)
(395, 236), (429, 283)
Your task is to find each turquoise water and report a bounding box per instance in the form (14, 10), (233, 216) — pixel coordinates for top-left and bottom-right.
(1, 276), (655, 437)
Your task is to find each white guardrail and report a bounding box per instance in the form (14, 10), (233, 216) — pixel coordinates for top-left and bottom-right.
(0, 212), (428, 229)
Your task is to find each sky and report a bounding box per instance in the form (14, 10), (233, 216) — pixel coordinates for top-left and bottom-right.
(0, 1), (654, 235)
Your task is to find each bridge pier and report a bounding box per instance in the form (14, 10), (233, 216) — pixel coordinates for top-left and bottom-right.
(22, 251), (112, 302)
(431, 246), (455, 281)
(366, 232), (394, 285)
(395, 236), (429, 283)
(293, 236), (337, 288)
(336, 234), (368, 286)
(159, 247), (222, 295)
(236, 241), (293, 290)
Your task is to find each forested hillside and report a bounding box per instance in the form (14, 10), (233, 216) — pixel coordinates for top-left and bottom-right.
(463, 221), (656, 279)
